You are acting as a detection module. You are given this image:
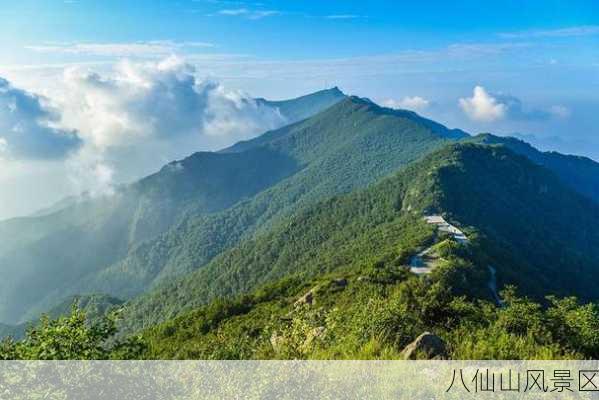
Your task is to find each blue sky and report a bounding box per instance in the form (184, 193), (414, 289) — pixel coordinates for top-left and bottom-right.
(2, 0), (599, 59)
(0, 0), (599, 219)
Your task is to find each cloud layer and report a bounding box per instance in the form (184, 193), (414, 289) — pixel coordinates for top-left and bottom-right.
(213, 8), (280, 19)
(0, 78), (81, 160)
(0, 57), (289, 219)
(60, 57), (285, 149)
(383, 96), (430, 112)
(25, 41), (215, 57)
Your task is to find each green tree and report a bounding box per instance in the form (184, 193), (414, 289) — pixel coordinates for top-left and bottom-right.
(0, 306), (145, 360)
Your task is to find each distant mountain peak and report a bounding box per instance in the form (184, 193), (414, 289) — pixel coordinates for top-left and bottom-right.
(318, 86), (344, 94)
(257, 87), (346, 124)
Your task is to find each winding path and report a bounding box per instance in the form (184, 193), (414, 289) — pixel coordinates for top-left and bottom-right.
(409, 215), (469, 275)
(409, 215), (503, 304)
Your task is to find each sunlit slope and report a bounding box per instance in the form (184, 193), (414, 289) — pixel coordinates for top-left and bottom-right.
(123, 143), (599, 333)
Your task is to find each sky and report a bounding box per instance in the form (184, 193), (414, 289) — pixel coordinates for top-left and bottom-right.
(0, 0), (598, 219)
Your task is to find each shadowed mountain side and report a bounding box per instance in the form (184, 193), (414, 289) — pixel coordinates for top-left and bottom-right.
(0, 147), (298, 324)
(468, 133), (599, 203)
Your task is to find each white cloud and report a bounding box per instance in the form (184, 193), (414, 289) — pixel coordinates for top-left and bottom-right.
(459, 86), (571, 123)
(249, 10), (280, 19)
(383, 96), (430, 111)
(215, 8), (280, 19)
(60, 56), (285, 149)
(25, 41), (215, 57)
(0, 56), (290, 218)
(218, 8), (248, 15)
(0, 77), (81, 160)
(459, 86), (506, 122)
(500, 25), (599, 39)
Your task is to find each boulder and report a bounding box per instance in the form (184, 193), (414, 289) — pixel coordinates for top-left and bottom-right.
(401, 332), (447, 360)
(294, 290), (314, 307)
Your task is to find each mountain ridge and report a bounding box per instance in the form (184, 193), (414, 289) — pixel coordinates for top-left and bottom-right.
(0, 88), (345, 324)
(96, 96), (462, 309)
(120, 142), (599, 335)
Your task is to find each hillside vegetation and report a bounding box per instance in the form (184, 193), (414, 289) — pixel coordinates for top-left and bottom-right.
(120, 143), (599, 336)
(136, 144), (599, 359)
(0, 89), (343, 324)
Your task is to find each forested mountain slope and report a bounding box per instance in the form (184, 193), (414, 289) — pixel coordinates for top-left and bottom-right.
(122, 143), (599, 334)
(0, 147), (299, 324)
(469, 133), (599, 203)
(105, 97), (464, 310)
(0, 89), (347, 325)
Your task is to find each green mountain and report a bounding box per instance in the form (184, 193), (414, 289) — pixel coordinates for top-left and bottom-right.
(3, 95), (599, 359)
(105, 98), (467, 326)
(136, 143), (599, 359)
(0, 147), (298, 324)
(3, 84), (599, 351)
(121, 142), (599, 336)
(0, 89), (346, 325)
(469, 133), (599, 202)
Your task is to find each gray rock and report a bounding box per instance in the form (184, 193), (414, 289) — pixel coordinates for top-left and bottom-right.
(294, 290), (314, 307)
(401, 332), (447, 360)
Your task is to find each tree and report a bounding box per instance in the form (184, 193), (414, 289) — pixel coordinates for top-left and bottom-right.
(0, 306), (145, 360)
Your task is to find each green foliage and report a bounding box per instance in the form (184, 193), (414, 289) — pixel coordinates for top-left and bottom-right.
(0, 294), (124, 341)
(545, 296), (599, 357)
(0, 306), (146, 360)
(469, 133), (599, 203)
(133, 143), (599, 360)
(140, 248), (599, 360)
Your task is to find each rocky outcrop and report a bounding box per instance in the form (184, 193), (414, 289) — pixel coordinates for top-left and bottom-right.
(401, 332), (447, 360)
(294, 290), (314, 307)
